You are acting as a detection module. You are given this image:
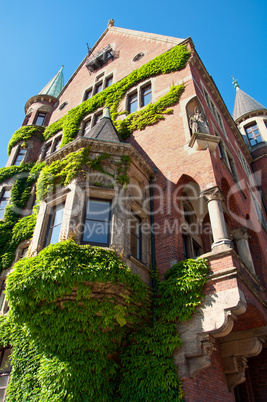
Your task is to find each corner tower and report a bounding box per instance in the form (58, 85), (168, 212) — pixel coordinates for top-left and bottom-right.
(232, 78), (267, 204)
(23, 65), (64, 127)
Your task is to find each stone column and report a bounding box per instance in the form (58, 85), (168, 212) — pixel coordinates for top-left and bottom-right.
(202, 186), (233, 252)
(231, 228), (255, 274)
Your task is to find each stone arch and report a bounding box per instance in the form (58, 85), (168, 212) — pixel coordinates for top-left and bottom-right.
(175, 174), (209, 258)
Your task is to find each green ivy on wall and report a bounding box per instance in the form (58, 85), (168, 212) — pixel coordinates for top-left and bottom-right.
(7, 126), (45, 156)
(0, 239), (209, 401)
(36, 148), (131, 202)
(7, 44), (190, 154)
(0, 162), (43, 271)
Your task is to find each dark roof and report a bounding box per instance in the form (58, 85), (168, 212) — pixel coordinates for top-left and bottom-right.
(83, 117), (122, 142)
(233, 88), (266, 121)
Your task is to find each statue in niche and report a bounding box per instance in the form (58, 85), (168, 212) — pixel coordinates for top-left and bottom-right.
(189, 106), (210, 135)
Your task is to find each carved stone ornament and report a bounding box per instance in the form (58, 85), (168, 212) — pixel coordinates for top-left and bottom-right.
(108, 19), (114, 27)
(201, 186), (225, 203)
(189, 106), (210, 135)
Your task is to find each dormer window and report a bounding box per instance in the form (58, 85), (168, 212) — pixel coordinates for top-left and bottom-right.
(34, 112), (46, 126)
(245, 123), (263, 146)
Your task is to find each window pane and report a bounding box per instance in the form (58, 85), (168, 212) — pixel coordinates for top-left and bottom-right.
(86, 200), (110, 220)
(130, 215), (141, 260)
(14, 149), (26, 166)
(49, 225), (62, 245)
(95, 83), (103, 94)
(129, 93), (138, 113)
(82, 200), (111, 245)
(47, 205), (64, 245)
(53, 206), (64, 227)
(83, 221), (109, 244)
(105, 76), (113, 87)
(142, 85), (152, 107)
(85, 89), (92, 100)
(35, 113), (46, 126)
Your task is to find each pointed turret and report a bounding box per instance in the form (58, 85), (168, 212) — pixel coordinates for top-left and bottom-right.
(39, 66), (64, 98)
(232, 78), (266, 121)
(24, 66), (65, 116)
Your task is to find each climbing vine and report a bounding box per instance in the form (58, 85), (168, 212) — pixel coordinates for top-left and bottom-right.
(0, 242), (209, 401)
(0, 42), (208, 401)
(0, 162), (43, 271)
(7, 126), (45, 156)
(36, 148), (131, 202)
(7, 44), (190, 155)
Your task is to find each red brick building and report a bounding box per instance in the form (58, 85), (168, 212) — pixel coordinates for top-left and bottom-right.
(0, 21), (266, 401)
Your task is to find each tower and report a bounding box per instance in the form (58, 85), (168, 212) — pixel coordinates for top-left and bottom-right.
(232, 78), (267, 205)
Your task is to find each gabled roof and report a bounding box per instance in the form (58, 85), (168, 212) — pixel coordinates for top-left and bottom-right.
(39, 66), (64, 98)
(84, 109), (121, 142)
(233, 87), (266, 121)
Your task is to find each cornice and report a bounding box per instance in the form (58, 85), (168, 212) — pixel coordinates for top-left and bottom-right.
(45, 137), (155, 180)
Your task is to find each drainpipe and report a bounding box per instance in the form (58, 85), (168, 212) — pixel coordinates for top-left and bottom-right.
(149, 169), (157, 321)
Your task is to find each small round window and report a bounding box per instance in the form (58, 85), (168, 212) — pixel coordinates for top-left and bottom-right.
(132, 52), (145, 62)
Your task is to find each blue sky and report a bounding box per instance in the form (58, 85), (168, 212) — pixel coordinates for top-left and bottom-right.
(0, 0), (266, 167)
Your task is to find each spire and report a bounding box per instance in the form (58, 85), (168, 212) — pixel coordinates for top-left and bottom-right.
(232, 81), (266, 121)
(39, 66), (64, 98)
(232, 76), (240, 90)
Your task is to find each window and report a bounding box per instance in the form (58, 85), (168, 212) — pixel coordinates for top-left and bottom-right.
(93, 112), (103, 126)
(245, 123), (263, 146)
(227, 152), (239, 181)
(34, 112), (46, 126)
(141, 84), (152, 107)
(45, 204), (65, 246)
(52, 137), (61, 153)
(130, 214), (142, 260)
(59, 101), (68, 110)
(105, 75), (113, 88)
(82, 199), (111, 246)
(128, 92), (138, 114)
(0, 347), (11, 401)
(181, 196), (202, 259)
(94, 82), (103, 94)
(0, 190), (11, 220)
(264, 120), (267, 129)
(43, 143), (52, 159)
(84, 88), (93, 101)
(13, 147), (26, 166)
(0, 281), (8, 315)
(82, 119), (91, 136)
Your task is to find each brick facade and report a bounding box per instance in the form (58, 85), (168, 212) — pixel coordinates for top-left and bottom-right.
(1, 24), (267, 401)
